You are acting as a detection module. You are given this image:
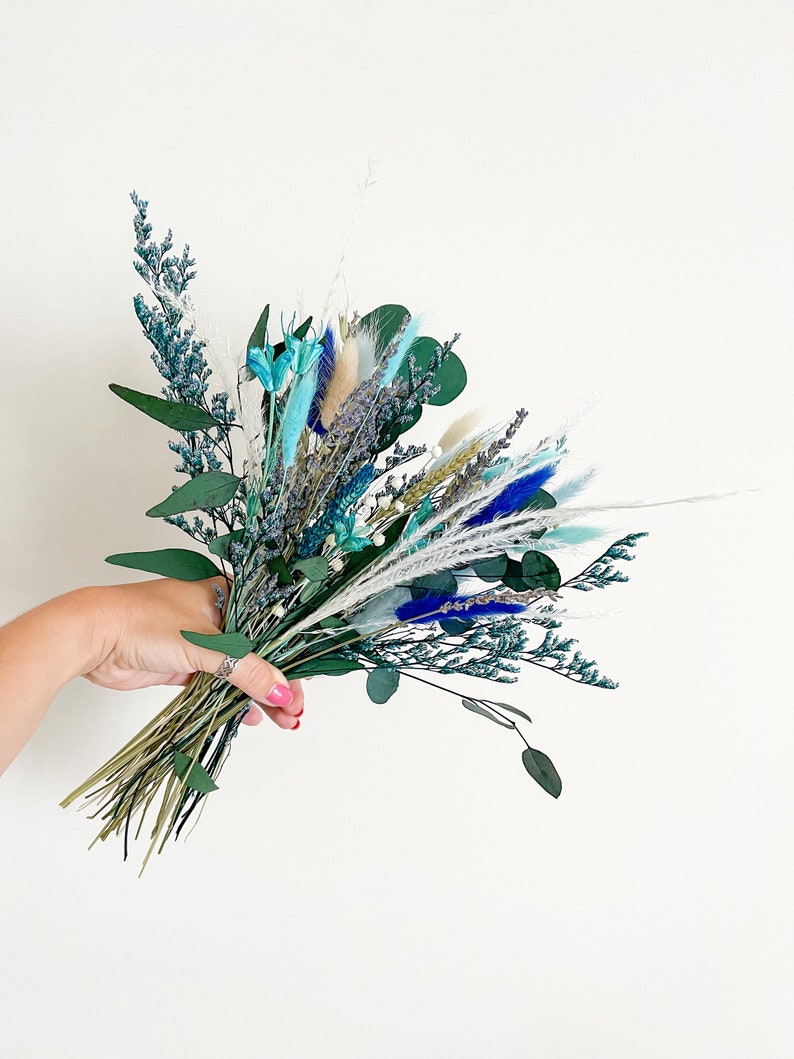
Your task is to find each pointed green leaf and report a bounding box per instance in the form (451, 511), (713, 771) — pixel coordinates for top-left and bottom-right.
(180, 630), (253, 658)
(208, 530), (245, 559)
(522, 746), (562, 798)
(247, 303), (270, 352)
(268, 554), (292, 585)
(366, 668), (401, 704)
(105, 548), (221, 581)
(461, 697), (513, 728)
(109, 384), (222, 433)
(146, 471), (241, 518)
(292, 556), (329, 582)
(438, 616), (475, 634)
(286, 656), (364, 678)
(173, 750), (219, 794)
(491, 701), (532, 724)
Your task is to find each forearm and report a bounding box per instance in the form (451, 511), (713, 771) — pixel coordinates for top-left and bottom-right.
(0, 588), (105, 775)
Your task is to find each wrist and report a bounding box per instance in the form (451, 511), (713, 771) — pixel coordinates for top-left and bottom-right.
(50, 586), (119, 681)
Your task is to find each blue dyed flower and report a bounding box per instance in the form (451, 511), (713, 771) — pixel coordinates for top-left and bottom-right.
(333, 513), (373, 552)
(247, 342), (294, 392)
(282, 313), (325, 375)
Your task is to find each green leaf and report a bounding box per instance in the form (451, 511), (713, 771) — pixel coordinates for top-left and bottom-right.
(396, 336), (467, 406)
(411, 571), (457, 597)
(521, 746), (562, 798)
(461, 697), (513, 729)
(292, 556), (329, 582)
(359, 304), (410, 350)
(502, 552), (561, 593)
(438, 616), (474, 635)
(105, 548), (221, 581)
(526, 488), (556, 512)
(208, 530), (244, 559)
(319, 616), (347, 629)
(272, 315), (313, 356)
(180, 630), (253, 658)
(520, 551), (561, 591)
(146, 471), (241, 518)
(109, 384), (222, 433)
(247, 303), (270, 352)
(366, 668), (401, 704)
(293, 316), (313, 340)
(286, 656), (364, 678)
(427, 350), (467, 405)
(173, 750), (219, 794)
(268, 554), (292, 586)
(299, 579), (325, 603)
(491, 701), (532, 724)
(470, 554), (509, 582)
(379, 403), (422, 448)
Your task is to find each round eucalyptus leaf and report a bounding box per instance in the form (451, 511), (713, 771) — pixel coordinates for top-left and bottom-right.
(366, 668), (401, 704)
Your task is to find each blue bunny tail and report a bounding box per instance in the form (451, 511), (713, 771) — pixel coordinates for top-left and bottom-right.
(307, 325), (336, 435)
(466, 465), (555, 528)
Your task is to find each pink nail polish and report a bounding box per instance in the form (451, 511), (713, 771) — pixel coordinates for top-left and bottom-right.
(267, 683), (293, 707)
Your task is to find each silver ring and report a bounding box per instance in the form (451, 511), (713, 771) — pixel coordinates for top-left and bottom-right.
(214, 655), (242, 680)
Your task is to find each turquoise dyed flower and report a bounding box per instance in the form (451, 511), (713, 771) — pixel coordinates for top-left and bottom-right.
(282, 315), (324, 375)
(333, 514), (373, 552)
(247, 343), (294, 392)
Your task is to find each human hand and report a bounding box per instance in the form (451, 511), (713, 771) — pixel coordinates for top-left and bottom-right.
(81, 578), (304, 730)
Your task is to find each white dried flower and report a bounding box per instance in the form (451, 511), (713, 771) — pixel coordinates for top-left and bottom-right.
(371, 531), (386, 547)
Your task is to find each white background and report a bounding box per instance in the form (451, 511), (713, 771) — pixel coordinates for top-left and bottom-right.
(1, 2), (792, 1056)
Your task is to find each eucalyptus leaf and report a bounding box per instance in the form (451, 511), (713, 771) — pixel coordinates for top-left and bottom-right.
(173, 750), (219, 794)
(471, 554), (509, 582)
(208, 530), (245, 559)
(427, 350), (467, 405)
(461, 697), (514, 729)
(396, 336), (467, 405)
(521, 746), (562, 798)
(268, 554), (292, 586)
(520, 551), (561, 591)
(109, 384), (222, 433)
(286, 656), (364, 678)
(146, 471), (241, 518)
(366, 668), (401, 704)
(105, 548), (221, 581)
(180, 630), (253, 658)
(359, 304), (410, 350)
(292, 556), (329, 582)
(299, 579), (325, 603)
(247, 303), (270, 352)
(438, 616), (474, 635)
(411, 571), (457, 598)
(491, 701), (532, 724)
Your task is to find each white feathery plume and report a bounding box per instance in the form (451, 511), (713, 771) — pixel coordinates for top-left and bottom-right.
(294, 488), (732, 628)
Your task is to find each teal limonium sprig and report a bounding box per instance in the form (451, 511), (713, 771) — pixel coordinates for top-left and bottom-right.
(61, 195), (663, 871)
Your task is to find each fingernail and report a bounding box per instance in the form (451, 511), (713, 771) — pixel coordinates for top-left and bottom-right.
(267, 683), (293, 707)
(295, 706), (304, 717)
(291, 719), (301, 730)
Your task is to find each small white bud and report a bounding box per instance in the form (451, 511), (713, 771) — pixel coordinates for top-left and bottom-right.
(330, 556), (345, 572)
(272, 603), (285, 619)
(371, 531), (386, 547)
(431, 444), (442, 458)
(325, 533), (336, 548)
(377, 495), (391, 510)
(394, 500), (405, 514)
(354, 513), (367, 528)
